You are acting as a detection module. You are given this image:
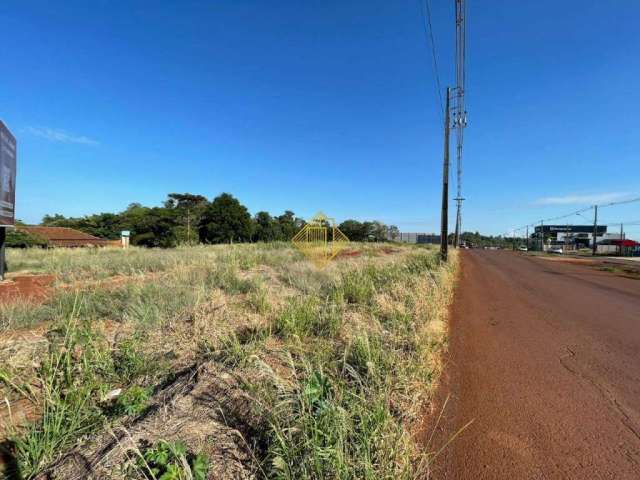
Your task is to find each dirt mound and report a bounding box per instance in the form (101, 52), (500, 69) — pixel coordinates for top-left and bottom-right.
(336, 249), (361, 258)
(0, 274), (55, 303)
(34, 363), (265, 480)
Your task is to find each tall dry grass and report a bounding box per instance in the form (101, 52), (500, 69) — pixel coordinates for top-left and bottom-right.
(1, 243), (457, 479)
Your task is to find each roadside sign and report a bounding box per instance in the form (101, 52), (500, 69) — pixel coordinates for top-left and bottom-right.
(0, 121), (17, 226)
(121, 230), (131, 249)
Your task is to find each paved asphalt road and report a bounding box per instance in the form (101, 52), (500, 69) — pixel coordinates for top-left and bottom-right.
(433, 250), (640, 479)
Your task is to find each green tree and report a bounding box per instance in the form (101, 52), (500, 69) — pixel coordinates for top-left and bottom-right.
(386, 225), (399, 241)
(41, 213), (70, 226)
(130, 207), (178, 248)
(277, 210), (305, 240)
(198, 193), (252, 244)
(41, 212), (124, 239)
(338, 220), (364, 241)
(253, 211), (281, 242)
(6, 229), (48, 248)
(163, 193), (208, 210)
(369, 221), (388, 242)
(338, 219), (392, 242)
(163, 193), (209, 244)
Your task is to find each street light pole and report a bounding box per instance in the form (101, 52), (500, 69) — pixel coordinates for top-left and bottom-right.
(592, 205), (598, 256)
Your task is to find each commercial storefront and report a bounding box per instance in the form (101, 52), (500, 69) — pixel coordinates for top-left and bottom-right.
(532, 225), (607, 250)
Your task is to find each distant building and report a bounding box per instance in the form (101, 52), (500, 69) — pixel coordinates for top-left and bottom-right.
(417, 234), (441, 244)
(531, 224), (639, 255)
(390, 232), (440, 244)
(533, 225), (607, 250)
(17, 226), (111, 248)
(598, 238), (640, 256)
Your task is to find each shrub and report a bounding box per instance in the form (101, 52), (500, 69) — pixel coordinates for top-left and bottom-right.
(6, 229), (48, 248)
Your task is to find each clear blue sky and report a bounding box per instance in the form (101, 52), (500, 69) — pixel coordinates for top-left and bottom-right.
(1, 1), (639, 236)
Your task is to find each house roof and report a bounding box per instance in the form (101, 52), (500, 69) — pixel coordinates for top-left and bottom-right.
(17, 226), (109, 247)
(611, 239), (640, 247)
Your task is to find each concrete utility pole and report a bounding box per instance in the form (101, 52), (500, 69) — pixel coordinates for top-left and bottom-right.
(592, 205), (598, 256)
(526, 225), (529, 250)
(540, 220), (544, 252)
(440, 87), (451, 262)
(620, 223), (624, 256)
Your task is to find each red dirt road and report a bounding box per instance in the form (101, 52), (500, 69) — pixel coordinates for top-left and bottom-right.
(433, 250), (640, 479)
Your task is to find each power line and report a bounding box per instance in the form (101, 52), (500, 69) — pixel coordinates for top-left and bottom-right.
(543, 206), (594, 223)
(598, 219), (640, 227)
(419, 0), (444, 119)
(598, 196), (640, 209)
(504, 197), (640, 237)
(504, 206), (595, 237)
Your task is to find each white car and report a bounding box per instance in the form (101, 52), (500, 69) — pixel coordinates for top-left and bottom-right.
(518, 246), (528, 252)
(548, 247), (563, 254)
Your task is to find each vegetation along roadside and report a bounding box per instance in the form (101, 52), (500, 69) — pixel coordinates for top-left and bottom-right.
(0, 242), (458, 479)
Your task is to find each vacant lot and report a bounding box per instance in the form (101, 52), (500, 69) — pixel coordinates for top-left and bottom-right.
(1, 243), (457, 479)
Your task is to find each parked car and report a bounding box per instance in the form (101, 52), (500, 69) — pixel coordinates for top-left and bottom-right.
(518, 245), (528, 252)
(548, 247), (563, 254)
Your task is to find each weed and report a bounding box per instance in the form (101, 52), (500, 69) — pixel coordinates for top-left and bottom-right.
(112, 336), (154, 383)
(275, 297), (318, 338)
(216, 333), (253, 367)
(345, 333), (388, 382)
(340, 270), (376, 305)
(116, 385), (153, 416)
(134, 439), (209, 480)
(247, 285), (271, 314)
(9, 303), (106, 477)
(266, 360), (413, 479)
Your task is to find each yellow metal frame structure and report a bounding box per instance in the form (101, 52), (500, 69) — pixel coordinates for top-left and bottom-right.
(292, 212), (349, 268)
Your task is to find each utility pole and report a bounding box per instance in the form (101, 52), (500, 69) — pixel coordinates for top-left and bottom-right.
(0, 227), (5, 281)
(526, 225), (529, 250)
(453, 0), (467, 248)
(187, 208), (191, 245)
(592, 205), (598, 256)
(440, 87), (451, 262)
(620, 223), (624, 257)
(540, 220), (544, 252)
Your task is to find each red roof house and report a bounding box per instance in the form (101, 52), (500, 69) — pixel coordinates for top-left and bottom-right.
(17, 226), (110, 248)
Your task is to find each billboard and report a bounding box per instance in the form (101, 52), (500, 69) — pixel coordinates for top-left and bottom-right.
(0, 121), (16, 226)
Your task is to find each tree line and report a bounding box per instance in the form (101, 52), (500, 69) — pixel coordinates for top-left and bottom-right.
(459, 231), (520, 248)
(12, 192), (399, 248)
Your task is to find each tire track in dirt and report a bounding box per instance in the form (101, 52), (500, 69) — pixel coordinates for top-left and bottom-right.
(429, 250), (640, 479)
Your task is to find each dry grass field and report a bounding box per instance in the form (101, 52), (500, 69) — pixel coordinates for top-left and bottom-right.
(0, 243), (457, 479)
